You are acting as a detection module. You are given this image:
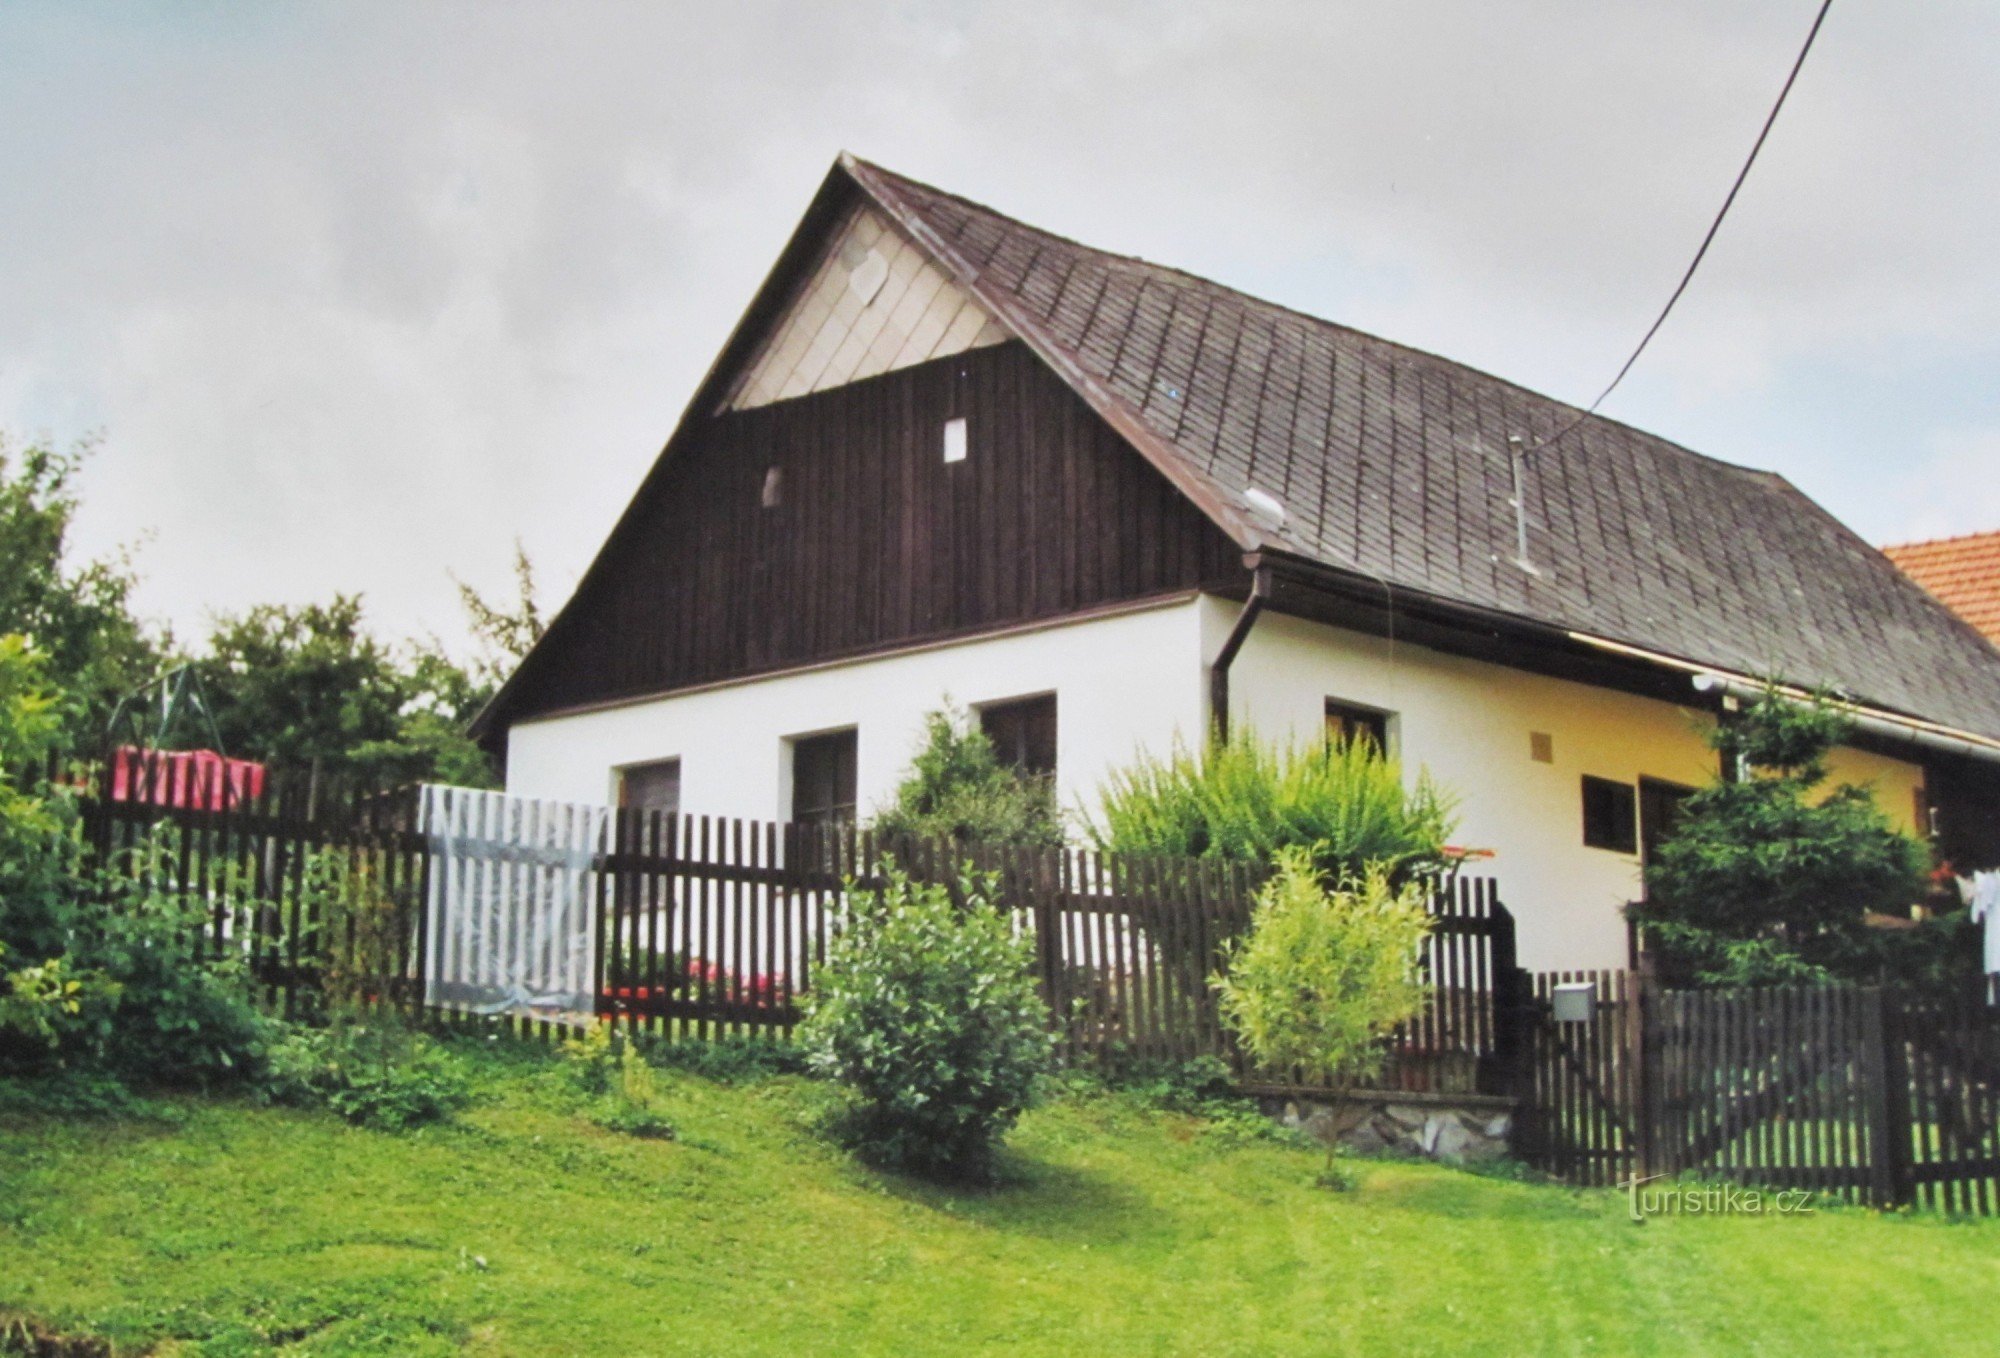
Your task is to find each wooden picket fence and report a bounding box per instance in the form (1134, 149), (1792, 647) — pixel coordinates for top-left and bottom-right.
(65, 765), (1518, 1093)
(1509, 969), (2000, 1212)
(63, 760), (2000, 1211)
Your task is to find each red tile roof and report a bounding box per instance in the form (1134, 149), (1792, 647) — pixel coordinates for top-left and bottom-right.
(1885, 531), (2000, 647)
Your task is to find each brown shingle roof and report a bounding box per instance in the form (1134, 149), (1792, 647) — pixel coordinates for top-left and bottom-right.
(846, 156), (2000, 741)
(1885, 531), (2000, 649)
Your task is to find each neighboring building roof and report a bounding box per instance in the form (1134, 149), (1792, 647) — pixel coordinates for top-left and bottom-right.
(1884, 531), (2000, 648)
(841, 156), (2000, 741)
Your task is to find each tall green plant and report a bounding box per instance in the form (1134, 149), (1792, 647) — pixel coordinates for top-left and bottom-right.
(1094, 728), (1455, 883)
(872, 703), (1063, 849)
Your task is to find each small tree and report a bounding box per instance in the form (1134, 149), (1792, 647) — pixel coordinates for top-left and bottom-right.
(1213, 849), (1432, 1176)
(799, 861), (1053, 1179)
(1631, 686), (1930, 987)
(872, 703), (1063, 849)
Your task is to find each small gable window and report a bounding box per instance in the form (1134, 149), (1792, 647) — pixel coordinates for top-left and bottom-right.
(1581, 776), (1638, 854)
(761, 465), (783, 508)
(942, 416), (968, 464)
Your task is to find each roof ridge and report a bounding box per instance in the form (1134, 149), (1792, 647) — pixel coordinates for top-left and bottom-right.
(846, 154), (1790, 487)
(1882, 527), (2000, 554)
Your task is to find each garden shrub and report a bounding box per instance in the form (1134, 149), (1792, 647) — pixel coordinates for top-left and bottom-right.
(564, 1022), (674, 1139)
(799, 860), (1053, 1178)
(1, 636), (277, 1089)
(872, 703), (1064, 849)
(1094, 728), (1456, 885)
(1213, 848), (1432, 1092)
(265, 1018), (469, 1131)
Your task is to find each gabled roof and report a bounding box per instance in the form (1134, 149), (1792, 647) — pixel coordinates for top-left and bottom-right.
(1885, 531), (2000, 648)
(842, 155), (2000, 742)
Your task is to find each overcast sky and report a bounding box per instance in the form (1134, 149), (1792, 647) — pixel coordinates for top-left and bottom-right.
(4, 1), (1998, 656)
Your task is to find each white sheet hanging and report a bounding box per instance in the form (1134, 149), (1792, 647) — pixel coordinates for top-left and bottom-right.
(418, 785), (609, 1016)
(1956, 870), (2000, 978)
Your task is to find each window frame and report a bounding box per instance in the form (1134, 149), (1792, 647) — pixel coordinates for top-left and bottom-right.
(789, 728), (858, 830)
(1324, 698), (1391, 755)
(977, 692), (1058, 780)
(1581, 775), (1640, 854)
(617, 757), (682, 817)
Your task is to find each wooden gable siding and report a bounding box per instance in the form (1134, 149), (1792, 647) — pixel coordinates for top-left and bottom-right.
(502, 339), (1245, 723)
(725, 201), (1008, 411)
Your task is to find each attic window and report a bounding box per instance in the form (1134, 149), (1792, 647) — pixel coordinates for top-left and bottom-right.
(761, 465), (783, 508)
(942, 417), (968, 464)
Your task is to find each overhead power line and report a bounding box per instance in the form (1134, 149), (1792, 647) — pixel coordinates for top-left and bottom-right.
(1525, 0), (1835, 461)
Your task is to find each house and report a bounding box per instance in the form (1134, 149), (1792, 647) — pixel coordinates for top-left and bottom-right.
(1886, 530), (2000, 650)
(474, 154), (2000, 971)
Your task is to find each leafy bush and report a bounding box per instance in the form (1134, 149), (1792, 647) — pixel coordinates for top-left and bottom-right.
(564, 1021), (674, 1139)
(799, 861), (1053, 1178)
(1094, 729), (1456, 885)
(266, 1019), (469, 1131)
(872, 703), (1063, 849)
(1, 635), (277, 1089)
(1631, 686), (1931, 986)
(1213, 849), (1432, 1091)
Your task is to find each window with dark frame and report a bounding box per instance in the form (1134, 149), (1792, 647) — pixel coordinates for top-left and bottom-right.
(1581, 775), (1639, 853)
(1325, 699), (1390, 753)
(791, 729), (858, 829)
(979, 693), (1057, 779)
(618, 758), (681, 816)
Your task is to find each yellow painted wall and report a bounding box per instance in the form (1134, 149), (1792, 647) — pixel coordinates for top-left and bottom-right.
(1206, 599), (1930, 971)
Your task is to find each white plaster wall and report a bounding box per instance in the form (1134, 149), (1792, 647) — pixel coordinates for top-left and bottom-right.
(505, 590), (1928, 975)
(504, 598), (1209, 828)
(1205, 599), (1928, 973)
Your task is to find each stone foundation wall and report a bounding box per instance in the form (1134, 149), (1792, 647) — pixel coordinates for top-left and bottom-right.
(1256, 1089), (1516, 1165)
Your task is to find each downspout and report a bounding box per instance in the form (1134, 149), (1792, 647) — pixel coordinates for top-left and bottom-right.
(1209, 566), (1272, 742)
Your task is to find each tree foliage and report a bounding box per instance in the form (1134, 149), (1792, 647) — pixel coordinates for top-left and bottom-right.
(454, 540), (545, 689)
(1631, 687), (1931, 987)
(1212, 849), (1432, 1089)
(871, 703), (1064, 848)
(0, 435), (157, 736)
(1094, 728), (1456, 884)
(191, 595), (495, 786)
(799, 861), (1053, 1178)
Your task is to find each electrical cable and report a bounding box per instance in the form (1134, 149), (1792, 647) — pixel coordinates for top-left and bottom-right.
(1523, 0), (1835, 461)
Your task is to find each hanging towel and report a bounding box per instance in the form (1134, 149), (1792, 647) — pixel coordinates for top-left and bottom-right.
(1962, 870), (2000, 977)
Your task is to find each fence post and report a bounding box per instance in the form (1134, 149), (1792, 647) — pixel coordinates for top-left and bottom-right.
(1629, 968), (1659, 1178)
(1485, 900), (1537, 1156)
(1859, 986), (1913, 1209)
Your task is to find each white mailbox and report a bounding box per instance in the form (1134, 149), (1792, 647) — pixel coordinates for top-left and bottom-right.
(1552, 981), (1597, 1024)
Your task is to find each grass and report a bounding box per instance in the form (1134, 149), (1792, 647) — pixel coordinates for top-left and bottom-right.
(2, 1042), (1996, 1357)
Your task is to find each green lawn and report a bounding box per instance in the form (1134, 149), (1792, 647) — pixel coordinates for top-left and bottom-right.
(2, 1045), (1995, 1357)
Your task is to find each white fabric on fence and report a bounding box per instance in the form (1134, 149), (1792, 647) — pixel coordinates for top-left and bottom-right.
(418, 785), (609, 1016)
